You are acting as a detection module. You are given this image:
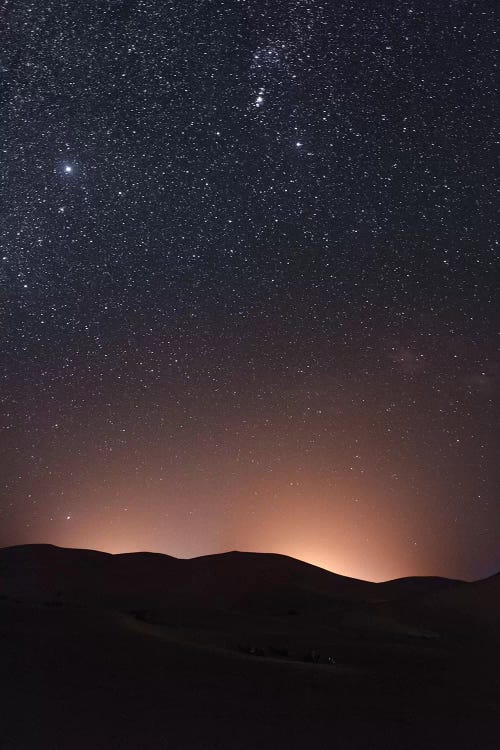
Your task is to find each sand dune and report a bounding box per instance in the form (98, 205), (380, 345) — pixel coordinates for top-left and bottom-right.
(0, 543), (464, 608)
(1, 544), (499, 749)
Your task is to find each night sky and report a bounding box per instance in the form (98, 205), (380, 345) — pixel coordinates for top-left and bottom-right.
(1, 0), (498, 581)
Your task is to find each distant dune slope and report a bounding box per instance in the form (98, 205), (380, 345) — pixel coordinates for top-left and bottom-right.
(0, 544), (474, 615)
(0, 544), (374, 610)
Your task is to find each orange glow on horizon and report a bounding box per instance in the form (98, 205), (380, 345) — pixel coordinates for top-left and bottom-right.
(21, 476), (446, 582)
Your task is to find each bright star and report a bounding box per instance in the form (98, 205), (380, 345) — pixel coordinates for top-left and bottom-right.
(64, 165), (73, 173)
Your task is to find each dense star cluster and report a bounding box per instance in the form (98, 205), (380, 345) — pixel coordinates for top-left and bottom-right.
(1, 1), (498, 580)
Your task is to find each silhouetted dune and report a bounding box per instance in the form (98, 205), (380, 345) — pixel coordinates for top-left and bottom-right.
(415, 572), (500, 628)
(0, 544), (480, 614)
(378, 575), (465, 598)
(0, 544), (377, 612)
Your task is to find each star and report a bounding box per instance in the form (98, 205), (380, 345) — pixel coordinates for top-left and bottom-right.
(64, 165), (73, 173)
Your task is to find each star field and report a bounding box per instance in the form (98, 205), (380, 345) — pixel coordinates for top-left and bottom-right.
(0, 0), (498, 581)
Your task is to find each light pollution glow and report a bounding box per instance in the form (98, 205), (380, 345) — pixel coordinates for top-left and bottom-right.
(14, 470), (455, 583)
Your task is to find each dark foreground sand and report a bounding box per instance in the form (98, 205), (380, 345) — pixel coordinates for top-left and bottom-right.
(1, 547), (499, 749)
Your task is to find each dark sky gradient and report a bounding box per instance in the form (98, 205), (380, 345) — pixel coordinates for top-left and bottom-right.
(1, 0), (498, 581)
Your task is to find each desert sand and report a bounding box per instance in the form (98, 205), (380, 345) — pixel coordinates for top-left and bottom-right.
(1, 545), (499, 749)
